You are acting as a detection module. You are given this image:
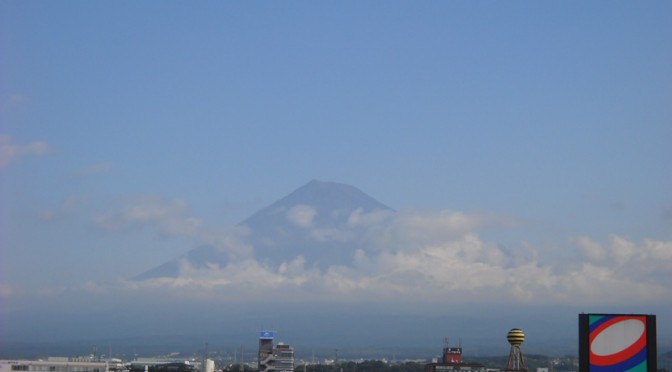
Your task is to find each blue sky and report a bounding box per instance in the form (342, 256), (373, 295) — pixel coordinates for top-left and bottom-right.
(1, 1), (671, 353)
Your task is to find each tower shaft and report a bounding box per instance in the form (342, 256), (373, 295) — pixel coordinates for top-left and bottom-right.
(506, 345), (527, 372)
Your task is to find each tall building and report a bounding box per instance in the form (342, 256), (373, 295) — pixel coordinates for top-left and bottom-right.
(257, 331), (295, 372)
(258, 331), (275, 372)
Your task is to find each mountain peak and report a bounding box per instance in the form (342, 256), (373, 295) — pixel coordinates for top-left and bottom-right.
(240, 180), (392, 228)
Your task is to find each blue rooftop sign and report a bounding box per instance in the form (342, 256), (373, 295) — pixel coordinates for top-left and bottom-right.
(259, 331), (274, 339)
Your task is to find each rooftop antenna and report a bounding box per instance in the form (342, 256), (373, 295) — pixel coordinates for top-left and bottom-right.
(204, 342), (209, 368)
(240, 344), (244, 372)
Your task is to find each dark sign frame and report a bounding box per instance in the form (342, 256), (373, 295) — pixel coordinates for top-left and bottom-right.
(578, 314), (656, 372)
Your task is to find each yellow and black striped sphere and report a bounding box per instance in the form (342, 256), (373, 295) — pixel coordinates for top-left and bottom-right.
(507, 328), (525, 346)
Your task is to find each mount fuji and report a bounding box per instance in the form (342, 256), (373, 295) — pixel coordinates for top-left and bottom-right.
(134, 180), (393, 280)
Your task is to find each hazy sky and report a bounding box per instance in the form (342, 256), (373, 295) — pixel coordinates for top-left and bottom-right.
(1, 1), (671, 353)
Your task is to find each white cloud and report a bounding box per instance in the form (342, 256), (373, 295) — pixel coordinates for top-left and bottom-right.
(343, 232), (670, 305)
(126, 257), (320, 302)
(94, 195), (202, 237)
(610, 235), (637, 266)
(84, 207), (672, 308)
(93, 195), (255, 261)
(286, 204), (316, 228)
(0, 134), (50, 168)
(574, 235), (672, 282)
(575, 236), (608, 262)
(367, 209), (517, 253)
(645, 239), (672, 261)
(347, 208), (394, 227)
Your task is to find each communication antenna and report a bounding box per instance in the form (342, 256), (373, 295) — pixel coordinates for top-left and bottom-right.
(204, 342), (209, 371)
(240, 345), (244, 372)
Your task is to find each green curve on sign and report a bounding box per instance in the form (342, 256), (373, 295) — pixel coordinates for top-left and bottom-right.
(589, 315), (606, 325)
(626, 361), (647, 372)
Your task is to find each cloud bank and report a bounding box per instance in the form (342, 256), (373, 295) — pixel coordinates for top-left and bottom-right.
(2, 195), (670, 353)
(64, 197), (672, 308)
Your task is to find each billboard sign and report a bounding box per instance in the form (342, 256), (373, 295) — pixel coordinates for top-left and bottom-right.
(579, 314), (656, 372)
(259, 331), (274, 340)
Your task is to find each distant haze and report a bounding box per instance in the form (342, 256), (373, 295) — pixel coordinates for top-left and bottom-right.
(2, 181), (671, 357)
(1, 0), (671, 360)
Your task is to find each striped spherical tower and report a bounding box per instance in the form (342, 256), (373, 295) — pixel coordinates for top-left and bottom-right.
(505, 329), (527, 371)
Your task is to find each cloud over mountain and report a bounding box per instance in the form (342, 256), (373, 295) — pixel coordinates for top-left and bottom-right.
(122, 180), (672, 307)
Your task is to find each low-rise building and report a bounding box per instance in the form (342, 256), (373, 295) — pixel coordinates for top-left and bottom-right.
(425, 346), (486, 372)
(0, 360), (108, 372)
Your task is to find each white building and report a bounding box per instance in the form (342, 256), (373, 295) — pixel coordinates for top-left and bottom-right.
(0, 360), (108, 372)
(273, 344), (294, 372)
(200, 360), (214, 372)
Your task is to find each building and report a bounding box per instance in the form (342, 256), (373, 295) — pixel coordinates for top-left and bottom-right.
(128, 359), (194, 372)
(200, 360), (214, 372)
(258, 331), (275, 372)
(425, 345), (486, 372)
(442, 347), (463, 364)
(0, 360), (109, 372)
(273, 344), (294, 372)
(257, 331), (295, 372)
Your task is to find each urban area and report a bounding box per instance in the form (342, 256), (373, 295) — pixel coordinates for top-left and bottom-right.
(2, 323), (671, 372)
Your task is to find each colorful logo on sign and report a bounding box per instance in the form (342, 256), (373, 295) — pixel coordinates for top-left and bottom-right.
(589, 315), (647, 372)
